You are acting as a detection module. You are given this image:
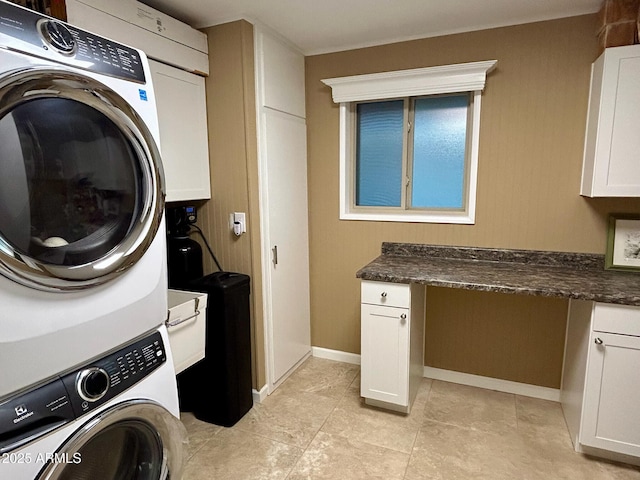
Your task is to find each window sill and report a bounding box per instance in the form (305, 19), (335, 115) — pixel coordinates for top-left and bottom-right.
(340, 211), (475, 224)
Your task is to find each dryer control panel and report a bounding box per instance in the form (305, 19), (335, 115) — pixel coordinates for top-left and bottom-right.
(0, 331), (166, 454)
(0, 1), (146, 83)
(61, 331), (166, 417)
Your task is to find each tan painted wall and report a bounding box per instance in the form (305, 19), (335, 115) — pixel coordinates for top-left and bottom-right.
(426, 288), (568, 387)
(305, 15), (640, 388)
(199, 20), (266, 389)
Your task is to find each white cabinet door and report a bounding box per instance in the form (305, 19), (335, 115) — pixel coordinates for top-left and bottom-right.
(149, 60), (211, 202)
(361, 303), (410, 407)
(581, 331), (640, 457)
(260, 33), (305, 118)
(581, 44), (640, 197)
(263, 109), (311, 384)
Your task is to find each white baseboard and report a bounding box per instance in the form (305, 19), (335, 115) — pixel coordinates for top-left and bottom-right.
(424, 366), (561, 402)
(252, 384), (269, 404)
(309, 347), (561, 402)
(311, 346), (361, 365)
(576, 444), (640, 467)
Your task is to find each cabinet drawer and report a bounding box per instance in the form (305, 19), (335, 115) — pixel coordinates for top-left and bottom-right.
(593, 303), (640, 337)
(361, 280), (410, 308)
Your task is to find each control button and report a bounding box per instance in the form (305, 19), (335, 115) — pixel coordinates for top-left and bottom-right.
(76, 368), (109, 402)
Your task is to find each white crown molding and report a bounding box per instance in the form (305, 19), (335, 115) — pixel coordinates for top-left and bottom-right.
(322, 60), (497, 103)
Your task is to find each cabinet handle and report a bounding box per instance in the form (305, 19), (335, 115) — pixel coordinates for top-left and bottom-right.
(381, 292), (388, 298)
(594, 337), (603, 345)
(272, 245), (278, 266)
(400, 313), (407, 320)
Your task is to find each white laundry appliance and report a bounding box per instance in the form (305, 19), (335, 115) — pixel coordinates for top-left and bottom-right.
(0, 326), (186, 479)
(0, 2), (186, 477)
(0, 0), (169, 400)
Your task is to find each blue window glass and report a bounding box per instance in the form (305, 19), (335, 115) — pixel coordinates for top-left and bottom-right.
(411, 95), (468, 209)
(356, 101), (404, 207)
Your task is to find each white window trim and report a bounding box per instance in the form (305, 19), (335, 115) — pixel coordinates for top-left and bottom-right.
(322, 60), (497, 224)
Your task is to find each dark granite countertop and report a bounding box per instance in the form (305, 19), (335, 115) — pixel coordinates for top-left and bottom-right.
(356, 243), (640, 306)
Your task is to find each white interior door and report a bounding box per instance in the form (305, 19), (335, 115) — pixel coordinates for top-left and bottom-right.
(263, 108), (311, 385)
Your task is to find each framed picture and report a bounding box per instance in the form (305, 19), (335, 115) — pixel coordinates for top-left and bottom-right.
(605, 214), (640, 271)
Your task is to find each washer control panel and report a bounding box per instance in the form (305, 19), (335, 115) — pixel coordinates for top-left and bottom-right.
(0, 331), (166, 454)
(0, 1), (146, 83)
(0, 378), (74, 454)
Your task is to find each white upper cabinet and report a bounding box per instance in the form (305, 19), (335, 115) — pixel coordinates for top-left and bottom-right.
(581, 45), (640, 197)
(259, 32), (306, 118)
(65, 0), (209, 74)
(150, 60), (211, 202)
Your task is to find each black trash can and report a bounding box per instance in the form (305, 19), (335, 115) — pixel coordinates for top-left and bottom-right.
(177, 271), (253, 427)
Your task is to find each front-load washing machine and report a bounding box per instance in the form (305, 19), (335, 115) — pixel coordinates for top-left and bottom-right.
(0, 326), (187, 480)
(0, 0), (169, 401)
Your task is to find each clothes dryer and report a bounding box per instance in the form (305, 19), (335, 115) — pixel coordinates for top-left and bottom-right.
(0, 0), (168, 400)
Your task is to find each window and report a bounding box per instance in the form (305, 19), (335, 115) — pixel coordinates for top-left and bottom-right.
(322, 60), (496, 224)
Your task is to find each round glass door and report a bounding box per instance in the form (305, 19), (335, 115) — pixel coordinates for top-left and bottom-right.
(37, 401), (186, 480)
(0, 69), (164, 291)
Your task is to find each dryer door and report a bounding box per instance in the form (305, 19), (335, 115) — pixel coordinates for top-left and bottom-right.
(36, 400), (186, 480)
(0, 68), (164, 291)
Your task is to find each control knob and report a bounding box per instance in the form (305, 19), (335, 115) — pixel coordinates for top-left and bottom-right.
(76, 367), (109, 402)
(38, 19), (76, 55)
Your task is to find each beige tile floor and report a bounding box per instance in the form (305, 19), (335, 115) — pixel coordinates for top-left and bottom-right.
(180, 357), (640, 480)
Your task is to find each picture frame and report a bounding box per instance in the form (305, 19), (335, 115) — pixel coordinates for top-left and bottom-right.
(605, 214), (640, 271)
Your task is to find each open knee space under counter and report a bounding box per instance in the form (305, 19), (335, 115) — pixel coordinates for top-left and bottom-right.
(357, 242), (640, 465)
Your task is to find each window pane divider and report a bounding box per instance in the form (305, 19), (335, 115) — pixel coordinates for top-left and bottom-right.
(400, 99), (409, 210)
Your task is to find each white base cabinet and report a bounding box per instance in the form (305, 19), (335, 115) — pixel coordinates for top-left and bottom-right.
(360, 281), (425, 413)
(562, 300), (640, 464)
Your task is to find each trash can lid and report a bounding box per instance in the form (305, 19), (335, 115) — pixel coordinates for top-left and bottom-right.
(191, 271), (250, 292)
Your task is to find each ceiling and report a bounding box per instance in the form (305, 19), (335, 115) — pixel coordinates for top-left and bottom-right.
(139, 0), (602, 55)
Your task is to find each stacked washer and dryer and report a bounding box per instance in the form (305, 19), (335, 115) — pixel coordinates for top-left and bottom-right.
(0, 1), (186, 478)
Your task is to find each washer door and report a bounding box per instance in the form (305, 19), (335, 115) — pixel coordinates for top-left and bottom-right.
(37, 400), (186, 480)
(0, 68), (164, 291)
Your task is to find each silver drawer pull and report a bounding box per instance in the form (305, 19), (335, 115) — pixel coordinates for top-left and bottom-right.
(594, 337), (603, 345)
(400, 313), (407, 320)
(166, 310), (200, 328)
(381, 292), (388, 298)
(166, 298), (201, 328)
